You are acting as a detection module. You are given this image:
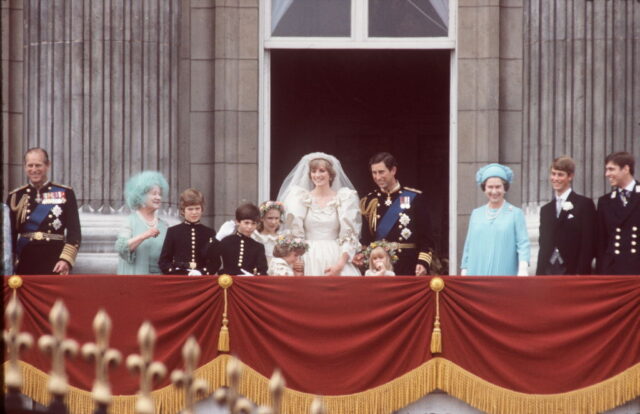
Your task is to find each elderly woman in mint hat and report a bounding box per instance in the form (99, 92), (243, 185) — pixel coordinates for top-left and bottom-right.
(461, 163), (530, 276)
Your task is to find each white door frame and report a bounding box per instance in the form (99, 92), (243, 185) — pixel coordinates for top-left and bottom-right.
(259, 0), (458, 273)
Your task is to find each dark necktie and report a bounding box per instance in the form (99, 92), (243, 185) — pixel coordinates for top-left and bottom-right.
(620, 189), (631, 207)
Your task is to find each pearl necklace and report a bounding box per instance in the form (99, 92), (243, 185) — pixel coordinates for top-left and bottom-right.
(137, 211), (158, 227)
(485, 202), (504, 221)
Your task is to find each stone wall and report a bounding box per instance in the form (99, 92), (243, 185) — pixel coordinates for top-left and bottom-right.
(456, 0), (524, 270)
(522, 0), (640, 203)
(16, 0), (181, 212)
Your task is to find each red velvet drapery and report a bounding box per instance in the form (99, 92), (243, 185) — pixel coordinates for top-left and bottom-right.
(3, 275), (640, 407)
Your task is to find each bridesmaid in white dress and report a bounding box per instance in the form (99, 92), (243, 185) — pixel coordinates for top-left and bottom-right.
(278, 152), (361, 276)
(251, 200), (284, 263)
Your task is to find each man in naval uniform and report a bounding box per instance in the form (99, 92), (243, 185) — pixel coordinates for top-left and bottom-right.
(359, 152), (435, 276)
(596, 151), (640, 275)
(6, 148), (81, 275)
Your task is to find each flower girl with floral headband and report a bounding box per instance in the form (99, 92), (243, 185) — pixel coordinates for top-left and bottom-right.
(252, 200), (285, 262)
(363, 242), (398, 276)
(268, 234), (309, 276)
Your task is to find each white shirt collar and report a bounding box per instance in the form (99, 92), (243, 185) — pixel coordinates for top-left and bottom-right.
(556, 188), (572, 202)
(622, 180), (636, 193)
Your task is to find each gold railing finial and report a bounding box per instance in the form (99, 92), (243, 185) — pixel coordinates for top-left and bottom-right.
(81, 309), (122, 407)
(38, 299), (79, 396)
(171, 336), (209, 414)
(310, 396), (326, 414)
(3, 294), (34, 389)
(214, 355), (242, 412)
(126, 321), (167, 414)
(269, 368), (285, 414)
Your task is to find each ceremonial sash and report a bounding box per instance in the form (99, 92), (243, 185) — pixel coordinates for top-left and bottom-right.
(376, 190), (417, 240)
(16, 185), (65, 257)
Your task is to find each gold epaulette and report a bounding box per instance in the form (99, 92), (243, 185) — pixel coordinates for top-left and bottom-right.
(360, 197), (379, 234)
(51, 182), (73, 190)
(404, 187), (423, 194)
(9, 184), (29, 195)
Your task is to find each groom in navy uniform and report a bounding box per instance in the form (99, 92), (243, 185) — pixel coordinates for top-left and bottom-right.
(596, 151), (640, 275)
(536, 156), (596, 275)
(359, 152), (435, 276)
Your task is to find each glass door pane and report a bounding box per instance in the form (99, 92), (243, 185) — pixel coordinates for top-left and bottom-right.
(368, 0), (448, 37)
(271, 0), (351, 37)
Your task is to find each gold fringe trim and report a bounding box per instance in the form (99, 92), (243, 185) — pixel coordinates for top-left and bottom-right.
(7, 357), (640, 414)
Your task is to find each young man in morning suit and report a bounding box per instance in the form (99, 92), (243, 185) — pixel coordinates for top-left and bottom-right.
(359, 152), (435, 276)
(6, 148), (81, 275)
(536, 156), (596, 275)
(596, 151), (640, 275)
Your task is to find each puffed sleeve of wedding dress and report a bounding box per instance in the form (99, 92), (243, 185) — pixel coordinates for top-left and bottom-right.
(336, 187), (362, 260)
(283, 185), (311, 239)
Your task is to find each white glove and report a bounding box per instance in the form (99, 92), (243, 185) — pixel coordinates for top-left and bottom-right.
(517, 261), (529, 277)
(188, 269), (202, 276)
(216, 220), (237, 241)
(460, 268), (468, 276)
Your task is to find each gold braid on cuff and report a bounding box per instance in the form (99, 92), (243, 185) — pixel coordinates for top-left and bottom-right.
(418, 252), (433, 265)
(60, 244), (78, 266)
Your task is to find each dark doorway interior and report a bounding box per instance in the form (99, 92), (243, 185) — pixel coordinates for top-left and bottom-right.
(270, 49), (450, 271)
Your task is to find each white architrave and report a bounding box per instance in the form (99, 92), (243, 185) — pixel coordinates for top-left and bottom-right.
(259, 0), (458, 272)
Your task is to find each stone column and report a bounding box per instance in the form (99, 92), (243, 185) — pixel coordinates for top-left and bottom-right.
(212, 0), (259, 228)
(522, 0), (640, 204)
(180, 0), (216, 225)
(457, 1), (503, 269)
(20, 0), (181, 211)
(2, 0), (25, 193)
(456, 1), (526, 272)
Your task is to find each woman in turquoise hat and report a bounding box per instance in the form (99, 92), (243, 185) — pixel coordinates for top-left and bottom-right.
(461, 163), (530, 276)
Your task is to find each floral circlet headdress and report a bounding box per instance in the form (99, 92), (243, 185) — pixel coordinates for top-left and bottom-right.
(259, 200), (285, 218)
(360, 241), (400, 267)
(276, 234), (310, 253)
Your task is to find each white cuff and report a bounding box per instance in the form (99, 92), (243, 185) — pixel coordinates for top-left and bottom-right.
(517, 261), (529, 277)
(460, 268), (468, 276)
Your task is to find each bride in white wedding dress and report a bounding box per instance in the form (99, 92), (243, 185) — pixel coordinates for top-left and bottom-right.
(277, 152), (362, 276)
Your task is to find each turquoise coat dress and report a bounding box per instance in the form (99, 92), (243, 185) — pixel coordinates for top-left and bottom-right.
(461, 201), (530, 276)
(116, 212), (168, 275)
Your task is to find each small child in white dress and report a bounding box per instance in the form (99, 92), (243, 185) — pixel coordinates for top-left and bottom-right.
(252, 200), (285, 262)
(364, 246), (396, 276)
(268, 234), (309, 276)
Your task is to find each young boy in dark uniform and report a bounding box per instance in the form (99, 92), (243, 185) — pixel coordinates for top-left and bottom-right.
(159, 188), (219, 275)
(210, 203), (268, 275)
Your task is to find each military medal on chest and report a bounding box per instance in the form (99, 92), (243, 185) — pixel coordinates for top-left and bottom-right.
(400, 196), (411, 209)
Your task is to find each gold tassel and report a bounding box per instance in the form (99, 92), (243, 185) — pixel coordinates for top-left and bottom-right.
(217, 275), (233, 352)
(218, 324), (229, 353)
(429, 277), (445, 354)
(430, 320), (441, 354)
